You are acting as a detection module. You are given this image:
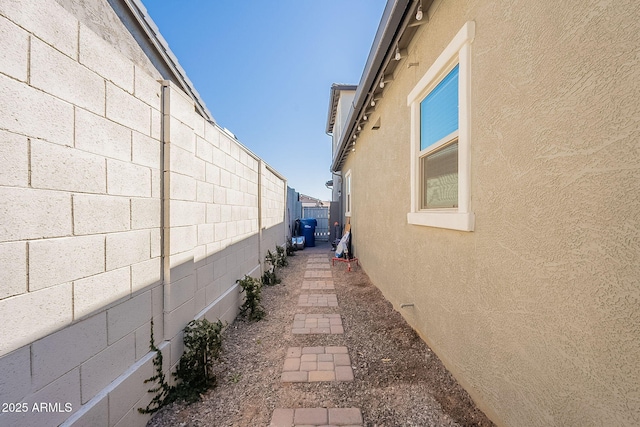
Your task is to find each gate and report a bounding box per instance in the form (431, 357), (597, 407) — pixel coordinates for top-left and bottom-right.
(302, 206), (329, 242)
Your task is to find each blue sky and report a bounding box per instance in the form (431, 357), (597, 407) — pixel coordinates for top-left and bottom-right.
(142, 1), (387, 200)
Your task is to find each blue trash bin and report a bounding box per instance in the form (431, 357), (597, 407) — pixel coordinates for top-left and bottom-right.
(300, 218), (317, 247)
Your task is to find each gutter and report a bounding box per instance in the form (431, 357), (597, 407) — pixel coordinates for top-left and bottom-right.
(330, 0), (412, 172)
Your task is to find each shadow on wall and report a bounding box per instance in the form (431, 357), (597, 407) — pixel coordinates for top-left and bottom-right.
(0, 224), (285, 427)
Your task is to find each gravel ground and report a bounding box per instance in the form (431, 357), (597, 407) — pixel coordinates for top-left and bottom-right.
(147, 243), (494, 427)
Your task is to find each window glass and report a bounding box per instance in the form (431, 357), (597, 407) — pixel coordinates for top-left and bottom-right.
(421, 141), (458, 209)
(420, 64), (459, 151)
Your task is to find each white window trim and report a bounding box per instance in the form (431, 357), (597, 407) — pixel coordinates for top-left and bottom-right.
(344, 169), (352, 217)
(407, 21), (475, 232)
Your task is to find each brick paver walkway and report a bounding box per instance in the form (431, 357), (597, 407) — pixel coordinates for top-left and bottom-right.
(304, 269), (333, 278)
(273, 246), (362, 424)
(298, 293), (338, 307)
(281, 346), (354, 382)
(301, 280), (335, 290)
(292, 313), (343, 334)
(270, 407), (363, 427)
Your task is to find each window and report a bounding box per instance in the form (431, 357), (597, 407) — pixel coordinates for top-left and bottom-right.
(407, 21), (475, 231)
(344, 170), (352, 217)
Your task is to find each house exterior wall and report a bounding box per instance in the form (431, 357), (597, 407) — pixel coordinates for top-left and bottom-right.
(342, 1), (640, 426)
(0, 1), (286, 425)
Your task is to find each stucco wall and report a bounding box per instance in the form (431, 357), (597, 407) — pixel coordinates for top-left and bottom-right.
(344, 1), (640, 426)
(0, 1), (287, 425)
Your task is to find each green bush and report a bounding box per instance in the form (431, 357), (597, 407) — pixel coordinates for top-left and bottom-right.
(172, 318), (224, 403)
(237, 275), (265, 321)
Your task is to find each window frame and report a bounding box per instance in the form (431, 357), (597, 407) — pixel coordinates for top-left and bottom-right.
(407, 21), (475, 231)
(344, 169), (352, 217)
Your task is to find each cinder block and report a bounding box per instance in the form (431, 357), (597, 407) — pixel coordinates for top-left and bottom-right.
(164, 298), (196, 340)
(107, 355), (154, 425)
(169, 144), (194, 175)
(0, 74), (74, 146)
(132, 131), (160, 169)
(193, 202), (206, 224)
(29, 235), (104, 291)
(31, 140), (106, 193)
(107, 159), (151, 197)
(214, 223), (227, 242)
(106, 82), (151, 136)
(213, 185), (226, 204)
(30, 38), (105, 115)
(193, 115), (205, 139)
(168, 116), (195, 153)
(169, 225), (196, 256)
(220, 205), (232, 222)
(134, 66), (161, 110)
(168, 199), (196, 227)
(79, 24), (133, 93)
(0, 368), (81, 427)
(75, 109), (131, 162)
(150, 228), (161, 258)
(167, 249), (193, 283)
(193, 157), (206, 182)
(167, 84), (196, 131)
(73, 267), (130, 319)
(32, 312), (107, 390)
(107, 291), (151, 345)
(206, 204), (221, 224)
(150, 108), (161, 141)
(196, 136), (213, 163)
(106, 230), (150, 271)
(0, 130), (28, 186)
(0, 346), (31, 403)
(131, 197), (160, 230)
(62, 391), (108, 427)
(219, 133), (231, 155)
(131, 257), (161, 293)
(220, 169), (231, 188)
(151, 287), (164, 340)
(151, 168), (161, 199)
(134, 321), (152, 360)
(80, 333), (135, 404)
(197, 224), (215, 246)
(164, 274), (195, 312)
(169, 172), (196, 201)
(205, 162), (220, 184)
(0, 283), (72, 357)
(73, 194), (130, 235)
(0, 0), (78, 59)
(194, 288), (206, 314)
(197, 181), (214, 203)
(0, 15), (28, 81)
(0, 241), (26, 299)
(203, 122), (220, 146)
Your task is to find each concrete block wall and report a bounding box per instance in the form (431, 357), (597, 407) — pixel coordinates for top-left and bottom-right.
(0, 1), (286, 426)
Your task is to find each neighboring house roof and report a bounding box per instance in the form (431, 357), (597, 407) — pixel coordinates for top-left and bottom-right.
(124, 0), (216, 123)
(326, 84), (358, 134)
(331, 0), (428, 172)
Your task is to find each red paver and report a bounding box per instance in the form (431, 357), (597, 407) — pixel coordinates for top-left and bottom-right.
(304, 270), (333, 278)
(292, 313), (343, 334)
(301, 280), (335, 290)
(298, 294), (338, 307)
(281, 346), (353, 383)
(269, 408), (363, 427)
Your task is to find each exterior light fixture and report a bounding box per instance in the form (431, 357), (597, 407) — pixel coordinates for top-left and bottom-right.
(380, 75), (394, 88)
(416, 3), (423, 20)
(357, 125), (362, 131)
(363, 114), (368, 121)
(370, 99), (376, 107)
(395, 45), (402, 61)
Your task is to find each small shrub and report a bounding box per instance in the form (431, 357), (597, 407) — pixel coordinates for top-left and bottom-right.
(261, 268), (281, 286)
(237, 275), (265, 321)
(172, 318), (224, 403)
(286, 240), (296, 256)
(275, 245), (288, 267)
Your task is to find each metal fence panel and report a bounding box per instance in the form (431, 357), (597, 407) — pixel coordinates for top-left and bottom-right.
(303, 206), (329, 241)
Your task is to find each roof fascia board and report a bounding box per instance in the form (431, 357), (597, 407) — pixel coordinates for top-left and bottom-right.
(331, 0), (411, 172)
(326, 84), (358, 134)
